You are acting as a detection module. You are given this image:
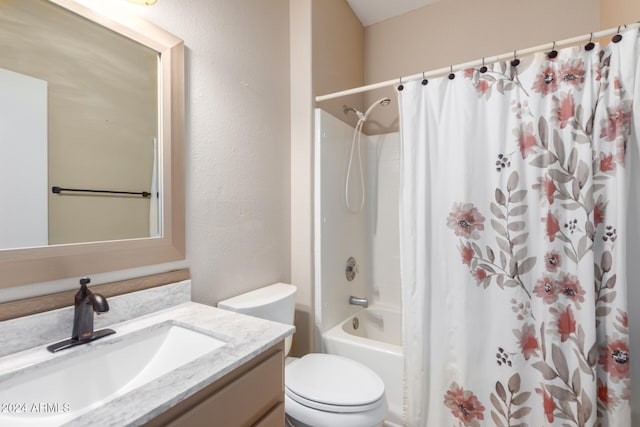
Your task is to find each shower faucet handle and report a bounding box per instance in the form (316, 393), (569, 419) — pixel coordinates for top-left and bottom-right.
(346, 257), (358, 281)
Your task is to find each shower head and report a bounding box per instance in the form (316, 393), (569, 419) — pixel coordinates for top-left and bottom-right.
(363, 97), (391, 120)
(343, 97), (392, 122)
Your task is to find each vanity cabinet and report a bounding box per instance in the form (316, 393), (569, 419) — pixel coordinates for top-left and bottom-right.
(144, 342), (285, 427)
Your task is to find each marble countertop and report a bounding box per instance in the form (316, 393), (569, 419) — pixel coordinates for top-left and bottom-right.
(0, 301), (294, 426)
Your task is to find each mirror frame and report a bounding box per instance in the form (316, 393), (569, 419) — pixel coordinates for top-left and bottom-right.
(0, 0), (185, 289)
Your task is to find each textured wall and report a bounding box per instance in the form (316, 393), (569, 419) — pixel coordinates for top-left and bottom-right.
(126, 0), (292, 306)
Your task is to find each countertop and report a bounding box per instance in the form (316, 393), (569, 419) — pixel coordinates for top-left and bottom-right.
(0, 301), (294, 426)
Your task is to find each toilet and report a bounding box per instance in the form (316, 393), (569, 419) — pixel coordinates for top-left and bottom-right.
(217, 283), (387, 427)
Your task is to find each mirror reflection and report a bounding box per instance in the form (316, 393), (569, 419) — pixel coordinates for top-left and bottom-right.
(0, 0), (160, 250)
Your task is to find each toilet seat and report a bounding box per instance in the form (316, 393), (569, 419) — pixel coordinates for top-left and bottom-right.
(285, 392), (388, 427)
(285, 388), (385, 413)
(285, 354), (386, 413)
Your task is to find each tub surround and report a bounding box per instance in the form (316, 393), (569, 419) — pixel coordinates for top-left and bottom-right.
(0, 280), (294, 426)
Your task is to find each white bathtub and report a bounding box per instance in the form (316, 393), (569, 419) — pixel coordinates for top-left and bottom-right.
(322, 306), (404, 427)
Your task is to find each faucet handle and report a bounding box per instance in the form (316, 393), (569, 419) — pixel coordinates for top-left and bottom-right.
(75, 277), (91, 304)
(346, 257), (358, 281)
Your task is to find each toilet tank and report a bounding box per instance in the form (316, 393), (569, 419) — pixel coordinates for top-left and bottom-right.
(217, 283), (297, 354)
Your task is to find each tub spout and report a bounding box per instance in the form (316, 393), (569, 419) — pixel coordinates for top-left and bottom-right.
(349, 296), (368, 308)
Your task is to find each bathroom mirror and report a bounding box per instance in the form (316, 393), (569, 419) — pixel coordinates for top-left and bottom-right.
(0, 0), (185, 289)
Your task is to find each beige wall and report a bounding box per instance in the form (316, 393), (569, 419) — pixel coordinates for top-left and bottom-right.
(131, 0), (292, 307)
(363, 0), (600, 133)
(290, 0), (314, 355)
(600, 0), (640, 29)
(312, 0), (365, 129)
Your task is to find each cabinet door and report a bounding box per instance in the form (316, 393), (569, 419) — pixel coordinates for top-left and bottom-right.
(165, 350), (284, 427)
(253, 402), (285, 427)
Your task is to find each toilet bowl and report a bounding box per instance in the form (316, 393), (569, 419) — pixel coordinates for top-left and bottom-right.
(284, 354), (387, 427)
(217, 283), (388, 427)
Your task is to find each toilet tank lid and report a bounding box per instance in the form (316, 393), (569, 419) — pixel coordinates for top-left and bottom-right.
(217, 283), (296, 310)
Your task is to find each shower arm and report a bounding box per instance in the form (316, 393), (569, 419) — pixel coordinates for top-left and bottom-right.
(343, 105), (358, 115)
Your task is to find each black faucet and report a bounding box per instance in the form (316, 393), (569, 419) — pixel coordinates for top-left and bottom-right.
(72, 277), (110, 341)
(47, 277), (116, 353)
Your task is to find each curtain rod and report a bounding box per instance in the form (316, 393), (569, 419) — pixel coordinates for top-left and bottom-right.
(315, 22), (640, 103)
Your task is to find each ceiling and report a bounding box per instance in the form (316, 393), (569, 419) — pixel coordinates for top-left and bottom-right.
(345, 0), (441, 27)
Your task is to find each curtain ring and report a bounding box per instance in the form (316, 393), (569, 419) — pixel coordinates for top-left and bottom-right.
(448, 65), (455, 80)
(613, 26), (623, 43)
(585, 32), (595, 51)
(397, 76), (404, 91)
(511, 50), (520, 67)
(421, 71), (428, 86)
(480, 57), (488, 73)
(548, 41), (558, 59)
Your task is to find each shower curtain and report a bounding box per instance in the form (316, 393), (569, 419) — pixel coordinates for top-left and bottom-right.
(399, 28), (639, 426)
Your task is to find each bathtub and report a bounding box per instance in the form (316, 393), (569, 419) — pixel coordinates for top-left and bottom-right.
(322, 306), (404, 427)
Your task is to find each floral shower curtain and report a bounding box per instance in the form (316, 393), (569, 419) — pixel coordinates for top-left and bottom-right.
(399, 28), (639, 426)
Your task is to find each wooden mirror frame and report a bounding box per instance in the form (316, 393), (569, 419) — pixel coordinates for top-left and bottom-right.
(0, 0), (185, 290)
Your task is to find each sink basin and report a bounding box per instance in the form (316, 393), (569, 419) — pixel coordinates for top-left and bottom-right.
(0, 322), (226, 426)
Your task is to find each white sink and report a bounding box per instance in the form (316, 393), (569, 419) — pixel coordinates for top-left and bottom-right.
(0, 322), (226, 426)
